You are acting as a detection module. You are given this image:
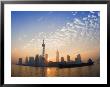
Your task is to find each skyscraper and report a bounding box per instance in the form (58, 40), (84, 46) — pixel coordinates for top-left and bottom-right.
(39, 55), (45, 67)
(45, 54), (48, 66)
(18, 58), (22, 65)
(42, 39), (45, 57)
(45, 54), (48, 62)
(25, 56), (28, 65)
(35, 54), (39, 66)
(56, 50), (59, 62)
(28, 56), (35, 66)
(75, 54), (82, 64)
(61, 57), (64, 62)
(67, 55), (70, 62)
(77, 54), (81, 61)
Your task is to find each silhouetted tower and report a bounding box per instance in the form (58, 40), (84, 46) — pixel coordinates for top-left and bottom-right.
(67, 55), (70, 62)
(77, 54), (81, 61)
(45, 54), (48, 65)
(42, 39), (45, 57)
(56, 50), (59, 62)
(45, 54), (48, 62)
(28, 56), (34, 66)
(18, 58), (22, 65)
(61, 57), (64, 62)
(25, 56), (28, 65)
(35, 54), (39, 66)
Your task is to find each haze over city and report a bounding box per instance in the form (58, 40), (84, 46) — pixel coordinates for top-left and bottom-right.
(11, 11), (100, 63)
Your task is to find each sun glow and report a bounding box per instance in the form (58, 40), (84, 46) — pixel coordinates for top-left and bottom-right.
(11, 11), (100, 63)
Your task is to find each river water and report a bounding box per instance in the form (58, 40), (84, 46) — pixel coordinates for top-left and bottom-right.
(11, 62), (100, 77)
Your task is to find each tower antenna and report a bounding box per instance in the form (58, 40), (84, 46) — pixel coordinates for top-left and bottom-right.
(42, 39), (45, 57)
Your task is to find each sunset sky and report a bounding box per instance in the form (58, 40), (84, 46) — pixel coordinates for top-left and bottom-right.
(11, 11), (100, 63)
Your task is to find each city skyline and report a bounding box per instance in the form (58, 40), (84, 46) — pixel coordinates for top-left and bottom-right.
(17, 39), (84, 67)
(11, 11), (100, 63)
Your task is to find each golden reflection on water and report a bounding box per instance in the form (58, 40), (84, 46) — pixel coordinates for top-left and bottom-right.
(11, 63), (100, 77)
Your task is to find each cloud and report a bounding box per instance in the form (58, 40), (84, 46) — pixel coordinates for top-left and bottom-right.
(83, 17), (87, 21)
(90, 11), (95, 14)
(22, 12), (100, 53)
(88, 15), (91, 18)
(72, 11), (77, 16)
(98, 12), (100, 16)
(72, 13), (76, 15)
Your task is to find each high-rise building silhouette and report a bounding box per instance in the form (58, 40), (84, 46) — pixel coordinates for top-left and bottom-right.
(61, 57), (64, 62)
(45, 54), (48, 66)
(18, 58), (22, 65)
(25, 56), (28, 65)
(45, 54), (48, 62)
(56, 50), (59, 62)
(67, 55), (70, 62)
(39, 55), (45, 67)
(35, 54), (39, 66)
(42, 39), (45, 57)
(28, 56), (35, 66)
(75, 54), (82, 64)
(77, 54), (81, 63)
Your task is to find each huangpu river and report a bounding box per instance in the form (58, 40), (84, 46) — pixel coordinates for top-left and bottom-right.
(11, 62), (100, 77)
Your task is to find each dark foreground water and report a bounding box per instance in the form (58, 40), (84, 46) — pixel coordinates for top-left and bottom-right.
(11, 63), (100, 77)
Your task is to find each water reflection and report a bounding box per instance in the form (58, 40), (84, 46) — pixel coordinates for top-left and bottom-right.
(11, 63), (100, 77)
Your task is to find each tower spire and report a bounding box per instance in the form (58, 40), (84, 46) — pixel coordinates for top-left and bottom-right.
(42, 39), (45, 57)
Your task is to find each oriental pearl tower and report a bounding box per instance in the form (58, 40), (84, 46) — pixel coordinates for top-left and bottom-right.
(42, 39), (45, 57)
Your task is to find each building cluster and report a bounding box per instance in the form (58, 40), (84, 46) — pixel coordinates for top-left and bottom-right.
(17, 40), (82, 67)
(18, 54), (48, 67)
